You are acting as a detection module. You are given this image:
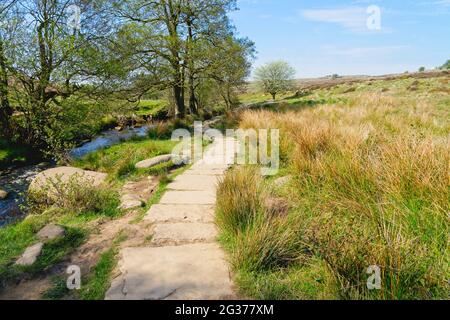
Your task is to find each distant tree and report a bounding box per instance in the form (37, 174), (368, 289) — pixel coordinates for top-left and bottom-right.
(419, 66), (425, 72)
(440, 60), (450, 70)
(254, 61), (296, 100)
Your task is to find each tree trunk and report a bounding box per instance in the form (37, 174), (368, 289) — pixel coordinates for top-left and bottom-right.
(186, 18), (198, 115)
(271, 93), (276, 100)
(173, 81), (185, 118)
(0, 38), (13, 139)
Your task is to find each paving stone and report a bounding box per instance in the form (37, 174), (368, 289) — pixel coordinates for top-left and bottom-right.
(184, 169), (226, 176)
(105, 244), (235, 300)
(135, 154), (172, 169)
(145, 204), (215, 223)
(106, 138), (238, 300)
(168, 175), (219, 191)
(160, 191), (216, 205)
(15, 243), (43, 266)
(152, 223), (218, 245)
(36, 224), (65, 241)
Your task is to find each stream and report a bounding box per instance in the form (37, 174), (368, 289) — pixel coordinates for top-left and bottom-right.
(0, 125), (153, 227)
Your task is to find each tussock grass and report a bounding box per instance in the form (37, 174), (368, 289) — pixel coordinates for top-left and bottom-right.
(218, 79), (450, 300)
(216, 167), (264, 235)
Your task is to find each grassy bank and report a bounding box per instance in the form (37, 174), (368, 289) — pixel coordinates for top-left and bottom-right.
(217, 76), (450, 300)
(0, 134), (183, 298)
(0, 181), (121, 288)
(72, 137), (178, 181)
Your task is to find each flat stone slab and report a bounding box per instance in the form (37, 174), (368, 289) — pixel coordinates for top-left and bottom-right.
(15, 242), (43, 266)
(184, 169), (226, 176)
(168, 175), (219, 191)
(160, 191), (216, 205)
(152, 223), (218, 245)
(135, 154), (172, 169)
(105, 244), (235, 300)
(36, 224), (65, 241)
(145, 204), (215, 223)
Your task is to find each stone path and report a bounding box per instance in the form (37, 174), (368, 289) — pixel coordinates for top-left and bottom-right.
(106, 137), (237, 300)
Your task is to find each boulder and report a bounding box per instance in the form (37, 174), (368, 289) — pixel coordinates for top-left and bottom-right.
(0, 189), (8, 200)
(29, 166), (107, 196)
(37, 224), (65, 241)
(135, 154), (172, 169)
(15, 242), (44, 266)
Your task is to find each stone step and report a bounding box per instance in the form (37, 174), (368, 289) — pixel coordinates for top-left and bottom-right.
(168, 175), (219, 191)
(152, 223), (218, 245)
(105, 244), (235, 300)
(184, 169), (226, 176)
(145, 204), (215, 223)
(160, 191), (216, 205)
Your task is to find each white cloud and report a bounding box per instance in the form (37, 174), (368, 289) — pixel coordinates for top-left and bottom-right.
(300, 7), (368, 30)
(433, 0), (450, 5)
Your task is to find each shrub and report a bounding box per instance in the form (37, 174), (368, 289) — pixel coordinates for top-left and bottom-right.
(28, 175), (120, 217)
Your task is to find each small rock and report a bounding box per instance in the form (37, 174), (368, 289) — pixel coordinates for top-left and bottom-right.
(36, 224), (65, 241)
(118, 177), (158, 210)
(15, 243), (44, 266)
(119, 198), (144, 210)
(0, 189), (8, 200)
(135, 154), (172, 169)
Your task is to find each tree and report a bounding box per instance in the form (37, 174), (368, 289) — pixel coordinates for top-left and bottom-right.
(440, 60), (450, 70)
(1, 0), (123, 152)
(419, 66), (425, 72)
(0, 0), (17, 139)
(208, 36), (254, 109)
(254, 61), (296, 100)
(112, 0), (252, 117)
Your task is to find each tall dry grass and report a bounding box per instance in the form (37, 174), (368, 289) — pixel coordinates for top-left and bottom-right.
(218, 92), (449, 299)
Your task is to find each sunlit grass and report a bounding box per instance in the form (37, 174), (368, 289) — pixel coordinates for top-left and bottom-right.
(218, 77), (450, 300)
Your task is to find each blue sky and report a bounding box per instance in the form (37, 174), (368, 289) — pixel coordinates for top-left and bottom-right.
(230, 0), (450, 78)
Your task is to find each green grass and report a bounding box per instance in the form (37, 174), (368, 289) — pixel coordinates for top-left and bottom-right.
(219, 76), (450, 300)
(78, 232), (127, 300)
(0, 138), (40, 169)
(72, 137), (178, 181)
(0, 182), (121, 288)
(136, 99), (168, 118)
